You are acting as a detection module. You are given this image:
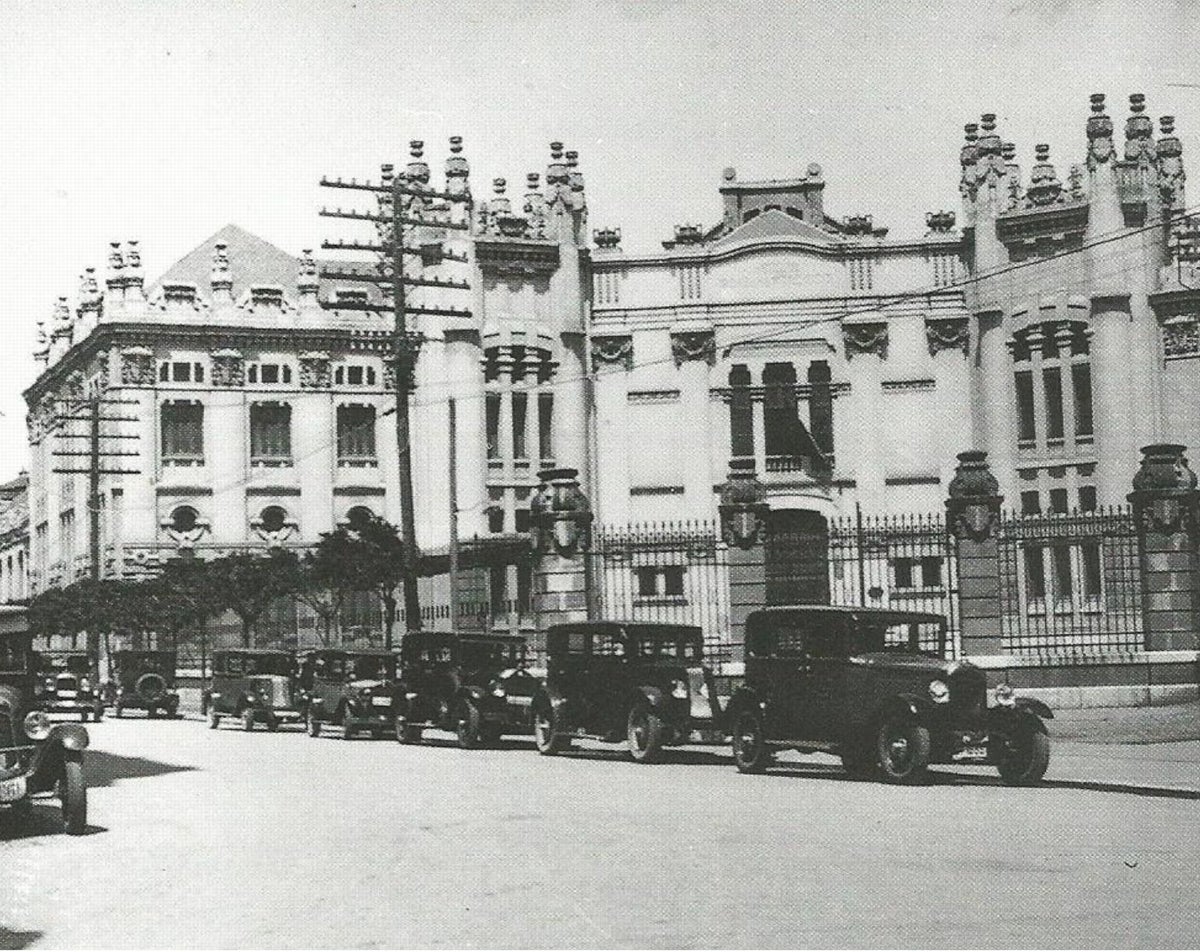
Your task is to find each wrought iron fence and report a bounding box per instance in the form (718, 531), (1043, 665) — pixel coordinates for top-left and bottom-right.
(586, 521), (732, 663)
(998, 507), (1144, 654)
(828, 510), (960, 658)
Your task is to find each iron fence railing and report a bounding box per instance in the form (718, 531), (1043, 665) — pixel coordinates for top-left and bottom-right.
(998, 507), (1144, 654)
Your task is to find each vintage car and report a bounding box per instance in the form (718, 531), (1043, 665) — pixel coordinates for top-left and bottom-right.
(207, 649), (304, 731)
(394, 632), (540, 747)
(302, 649), (399, 739)
(35, 651), (104, 722)
(0, 606), (88, 835)
(726, 606), (1053, 785)
(531, 621), (721, 763)
(110, 650), (181, 718)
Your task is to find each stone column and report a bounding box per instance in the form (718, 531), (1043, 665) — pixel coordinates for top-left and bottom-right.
(529, 467), (593, 658)
(1129, 444), (1200, 651)
(719, 459), (769, 661)
(946, 450), (1004, 655)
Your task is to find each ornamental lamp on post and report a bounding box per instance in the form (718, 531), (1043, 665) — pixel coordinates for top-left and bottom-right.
(946, 450), (1003, 543)
(530, 467), (593, 560)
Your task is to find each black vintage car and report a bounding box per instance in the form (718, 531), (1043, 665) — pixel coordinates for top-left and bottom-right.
(0, 606), (88, 835)
(394, 632), (540, 747)
(35, 651), (104, 722)
(531, 622), (721, 763)
(727, 606), (1053, 785)
(302, 649), (399, 739)
(207, 649), (304, 732)
(110, 650), (181, 718)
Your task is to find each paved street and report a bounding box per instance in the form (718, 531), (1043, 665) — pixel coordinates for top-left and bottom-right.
(3, 716), (1199, 949)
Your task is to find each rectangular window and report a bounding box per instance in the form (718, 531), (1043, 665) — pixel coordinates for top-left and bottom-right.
(1078, 485), (1098, 512)
(1024, 547), (1046, 599)
(1049, 487), (1069, 514)
(538, 393), (554, 462)
(636, 566), (658, 597)
(1020, 490), (1041, 516)
(260, 364), (280, 385)
(486, 393), (500, 460)
(347, 366), (364, 386)
(893, 557), (914, 589)
(1043, 367), (1064, 441)
(161, 402), (204, 462)
(250, 403), (292, 462)
(172, 361), (192, 382)
(337, 405), (376, 462)
(1081, 543), (1102, 597)
(920, 556), (943, 588)
(1072, 364), (1093, 438)
(1051, 545), (1073, 598)
(1015, 371), (1036, 443)
(511, 392), (528, 459)
(662, 566), (685, 597)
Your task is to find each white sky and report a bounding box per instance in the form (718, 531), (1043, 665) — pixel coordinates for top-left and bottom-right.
(1, 0), (1196, 481)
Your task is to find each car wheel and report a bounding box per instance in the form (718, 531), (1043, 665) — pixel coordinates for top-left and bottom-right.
(627, 704), (666, 764)
(394, 716), (422, 744)
(93, 704), (104, 723)
(242, 709), (255, 732)
(61, 759), (87, 836)
(533, 704), (569, 755)
(266, 715), (280, 732)
(114, 702), (124, 718)
(876, 717), (931, 784)
(456, 700), (483, 750)
(342, 713), (355, 740)
(307, 712), (322, 737)
(147, 706), (157, 719)
(991, 716), (1051, 786)
(208, 709), (220, 730)
(732, 709), (772, 774)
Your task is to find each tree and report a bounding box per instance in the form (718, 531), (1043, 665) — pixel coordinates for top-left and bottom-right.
(205, 550), (300, 647)
(293, 543), (356, 646)
(313, 514), (410, 649)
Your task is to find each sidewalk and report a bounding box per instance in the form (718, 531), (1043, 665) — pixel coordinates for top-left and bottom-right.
(1051, 699), (1200, 744)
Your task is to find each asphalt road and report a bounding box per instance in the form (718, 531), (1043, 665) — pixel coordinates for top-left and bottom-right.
(2, 717), (1199, 949)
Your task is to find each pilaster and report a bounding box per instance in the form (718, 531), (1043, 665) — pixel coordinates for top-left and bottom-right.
(946, 450), (1004, 655)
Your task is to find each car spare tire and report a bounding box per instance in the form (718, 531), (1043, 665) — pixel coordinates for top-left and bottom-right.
(135, 672), (167, 703)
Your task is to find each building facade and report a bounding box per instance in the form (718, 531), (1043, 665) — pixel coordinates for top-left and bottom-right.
(13, 93), (1200, 659)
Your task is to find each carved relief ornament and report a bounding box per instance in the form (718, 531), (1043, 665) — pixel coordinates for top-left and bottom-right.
(926, 316), (970, 356)
(670, 330), (715, 366)
(842, 321), (889, 360)
(590, 334), (633, 372)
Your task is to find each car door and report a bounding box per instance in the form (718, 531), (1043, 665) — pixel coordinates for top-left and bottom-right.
(794, 614), (844, 743)
(762, 618), (811, 740)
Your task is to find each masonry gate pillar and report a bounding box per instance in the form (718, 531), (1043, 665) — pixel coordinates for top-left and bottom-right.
(1129, 444), (1200, 651)
(946, 450), (1004, 655)
(719, 459), (769, 660)
(530, 467), (593, 657)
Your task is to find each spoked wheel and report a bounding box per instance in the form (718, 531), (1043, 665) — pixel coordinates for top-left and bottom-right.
(991, 716), (1050, 786)
(456, 700), (483, 750)
(533, 704), (569, 755)
(732, 710), (772, 774)
(208, 709), (220, 730)
(307, 712), (322, 737)
(627, 704), (666, 764)
(61, 758), (87, 836)
(876, 717), (931, 784)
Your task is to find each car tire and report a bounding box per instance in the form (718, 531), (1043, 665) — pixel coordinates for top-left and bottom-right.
(732, 709), (772, 774)
(876, 717), (931, 784)
(991, 716), (1051, 786)
(627, 704), (666, 764)
(533, 703), (569, 755)
(394, 716), (422, 744)
(208, 709), (220, 730)
(242, 710), (255, 732)
(456, 700), (483, 750)
(307, 712), (322, 737)
(61, 759), (87, 836)
(266, 715), (280, 732)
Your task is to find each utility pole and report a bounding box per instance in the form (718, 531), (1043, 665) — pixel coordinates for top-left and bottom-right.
(319, 139), (472, 634)
(50, 390), (140, 660)
(448, 398), (459, 632)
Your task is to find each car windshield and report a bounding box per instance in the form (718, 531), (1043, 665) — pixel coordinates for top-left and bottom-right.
(462, 640), (525, 668)
(633, 636), (702, 660)
(0, 636), (29, 674)
(350, 655), (396, 680)
(220, 654), (291, 677)
(851, 619), (947, 656)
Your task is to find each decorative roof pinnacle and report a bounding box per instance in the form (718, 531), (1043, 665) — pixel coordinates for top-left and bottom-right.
(1086, 92), (1115, 168)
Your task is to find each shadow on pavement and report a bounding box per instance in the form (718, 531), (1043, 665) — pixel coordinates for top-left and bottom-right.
(0, 929), (43, 950)
(0, 802), (108, 841)
(86, 750), (197, 789)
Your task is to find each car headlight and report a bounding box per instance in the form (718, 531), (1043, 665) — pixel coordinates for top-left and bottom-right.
(79, 678), (91, 692)
(670, 679), (689, 700)
(994, 682), (1016, 706)
(492, 684), (506, 698)
(23, 711), (52, 741)
(928, 680), (950, 704)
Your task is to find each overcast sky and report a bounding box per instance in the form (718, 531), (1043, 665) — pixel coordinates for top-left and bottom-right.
(1, 0), (1196, 481)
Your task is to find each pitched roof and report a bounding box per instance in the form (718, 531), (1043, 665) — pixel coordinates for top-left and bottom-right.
(712, 209), (836, 248)
(151, 224), (305, 299)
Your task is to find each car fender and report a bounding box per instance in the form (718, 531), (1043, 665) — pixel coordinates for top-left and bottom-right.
(1014, 697), (1054, 720)
(872, 693), (931, 726)
(634, 685), (667, 712)
(988, 704), (1050, 735)
(532, 688), (569, 724)
(27, 725), (88, 791)
(456, 685), (488, 704)
(724, 688), (765, 730)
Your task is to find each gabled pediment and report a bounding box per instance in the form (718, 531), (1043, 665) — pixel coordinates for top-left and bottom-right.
(713, 209), (836, 248)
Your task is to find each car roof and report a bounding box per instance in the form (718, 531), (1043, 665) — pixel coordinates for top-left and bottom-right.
(214, 648), (292, 655)
(748, 605), (945, 624)
(546, 621), (702, 637)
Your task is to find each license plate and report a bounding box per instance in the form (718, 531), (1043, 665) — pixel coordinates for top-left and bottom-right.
(371, 697), (391, 708)
(57, 690), (78, 699)
(506, 696), (532, 706)
(0, 776), (27, 803)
